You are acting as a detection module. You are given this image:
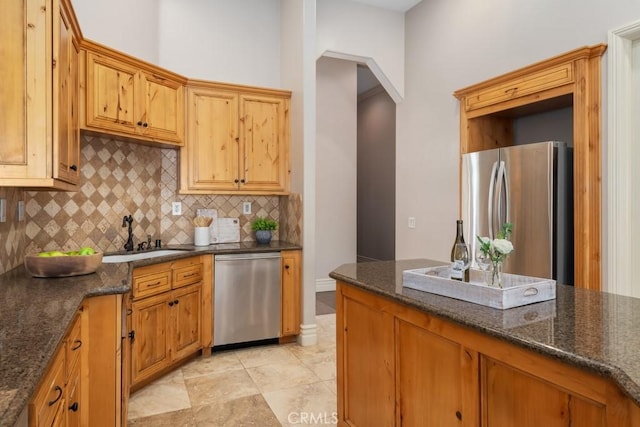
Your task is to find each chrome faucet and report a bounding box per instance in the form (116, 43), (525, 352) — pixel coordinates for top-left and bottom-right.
(122, 215), (134, 252)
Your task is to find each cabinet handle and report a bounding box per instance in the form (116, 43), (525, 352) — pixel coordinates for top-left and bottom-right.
(71, 339), (82, 351)
(183, 272), (196, 278)
(285, 265), (290, 269)
(455, 411), (462, 420)
(70, 164), (78, 171)
(68, 402), (79, 412)
(137, 121), (143, 126)
(48, 386), (63, 406)
(128, 330), (135, 340)
(148, 281), (162, 287)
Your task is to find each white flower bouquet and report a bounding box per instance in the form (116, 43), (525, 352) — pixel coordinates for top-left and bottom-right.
(476, 223), (514, 287)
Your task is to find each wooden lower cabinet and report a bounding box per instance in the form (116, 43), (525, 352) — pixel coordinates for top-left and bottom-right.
(281, 250), (301, 336)
(337, 281), (640, 427)
(129, 256), (205, 390)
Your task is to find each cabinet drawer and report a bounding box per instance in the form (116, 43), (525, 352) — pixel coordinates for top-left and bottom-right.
(65, 313), (83, 379)
(133, 270), (172, 299)
(464, 63), (573, 111)
(30, 349), (66, 427)
(173, 263), (203, 288)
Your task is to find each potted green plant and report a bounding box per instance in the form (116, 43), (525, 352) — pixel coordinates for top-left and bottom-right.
(252, 217), (278, 244)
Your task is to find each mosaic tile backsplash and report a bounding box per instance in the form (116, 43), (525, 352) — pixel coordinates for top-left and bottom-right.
(0, 133), (301, 272)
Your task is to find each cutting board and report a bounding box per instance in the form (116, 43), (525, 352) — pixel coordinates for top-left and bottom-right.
(216, 218), (240, 243)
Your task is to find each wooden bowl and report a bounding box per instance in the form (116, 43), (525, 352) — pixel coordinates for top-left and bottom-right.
(24, 252), (103, 278)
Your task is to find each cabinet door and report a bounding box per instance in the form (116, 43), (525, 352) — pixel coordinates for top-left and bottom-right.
(184, 87), (239, 191)
(54, 0), (81, 185)
(66, 359), (82, 427)
(239, 94), (289, 192)
(138, 71), (184, 144)
(482, 357), (605, 427)
(85, 52), (138, 135)
(131, 293), (171, 386)
(170, 283), (202, 361)
(338, 292), (395, 427)
(396, 319), (476, 426)
(281, 250), (301, 336)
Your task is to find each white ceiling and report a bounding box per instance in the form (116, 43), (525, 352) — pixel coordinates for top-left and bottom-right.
(349, 0), (423, 12)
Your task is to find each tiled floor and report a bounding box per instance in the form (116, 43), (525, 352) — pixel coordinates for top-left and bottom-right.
(128, 292), (337, 427)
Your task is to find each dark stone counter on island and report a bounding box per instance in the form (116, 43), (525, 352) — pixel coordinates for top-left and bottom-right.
(330, 258), (640, 407)
(0, 241), (300, 427)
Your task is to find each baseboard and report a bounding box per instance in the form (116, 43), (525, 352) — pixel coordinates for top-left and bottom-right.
(316, 278), (336, 292)
(297, 323), (318, 346)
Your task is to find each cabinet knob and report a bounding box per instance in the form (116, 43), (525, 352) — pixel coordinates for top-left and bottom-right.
(234, 179), (239, 184)
(455, 411), (462, 420)
(137, 121), (143, 126)
(168, 301), (174, 307)
(128, 330), (135, 340)
(174, 299), (179, 305)
(285, 265), (290, 269)
(69, 402), (79, 412)
(70, 164), (78, 171)
(143, 122), (148, 127)
(240, 179), (246, 184)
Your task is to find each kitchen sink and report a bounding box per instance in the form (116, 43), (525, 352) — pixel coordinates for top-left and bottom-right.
(102, 249), (192, 263)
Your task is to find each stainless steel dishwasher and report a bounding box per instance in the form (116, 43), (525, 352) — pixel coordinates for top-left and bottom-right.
(213, 252), (281, 346)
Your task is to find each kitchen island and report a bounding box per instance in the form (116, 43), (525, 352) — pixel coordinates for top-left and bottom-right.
(0, 241), (300, 427)
(330, 259), (640, 426)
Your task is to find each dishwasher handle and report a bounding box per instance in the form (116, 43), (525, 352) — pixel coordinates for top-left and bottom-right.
(215, 252), (281, 262)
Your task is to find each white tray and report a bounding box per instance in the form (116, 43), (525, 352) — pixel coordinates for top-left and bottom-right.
(402, 266), (556, 310)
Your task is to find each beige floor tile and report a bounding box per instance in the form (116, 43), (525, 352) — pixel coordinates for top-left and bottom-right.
(192, 394), (281, 427)
(246, 359), (321, 393)
(323, 379), (337, 395)
(128, 378), (191, 420)
(263, 381), (337, 427)
(185, 368), (260, 407)
(297, 352), (336, 381)
(181, 350), (244, 379)
(236, 344), (299, 369)
(127, 408), (197, 426)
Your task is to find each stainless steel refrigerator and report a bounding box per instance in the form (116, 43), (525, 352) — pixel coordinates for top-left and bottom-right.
(462, 141), (574, 285)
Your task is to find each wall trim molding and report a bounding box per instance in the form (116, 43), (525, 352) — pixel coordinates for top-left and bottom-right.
(607, 20), (640, 296)
(316, 277), (336, 292)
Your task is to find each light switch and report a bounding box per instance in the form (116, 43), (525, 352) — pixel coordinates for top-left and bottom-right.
(408, 217), (416, 229)
(0, 199), (5, 223)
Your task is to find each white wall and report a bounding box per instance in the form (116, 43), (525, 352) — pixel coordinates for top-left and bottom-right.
(316, 57), (358, 279)
(157, 0), (281, 87)
(73, 0), (282, 88)
(396, 0), (640, 264)
(316, 0), (405, 100)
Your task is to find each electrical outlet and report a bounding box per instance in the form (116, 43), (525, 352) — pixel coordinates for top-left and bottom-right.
(172, 202), (182, 216)
(17, 200), (24, 222)
(408, 217), (416, 229)
(0, 199), (5, 223)
(243, 202), (252, 215)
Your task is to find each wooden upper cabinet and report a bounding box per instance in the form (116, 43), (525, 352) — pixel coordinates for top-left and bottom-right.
(81, 40), (185, 146)
(0, 0), (81, 190)
(454, 45), (606, 291)
(180, 80), (291, 195)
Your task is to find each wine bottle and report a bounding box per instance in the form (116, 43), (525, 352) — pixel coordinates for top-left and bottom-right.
(450, 220), (470, 281)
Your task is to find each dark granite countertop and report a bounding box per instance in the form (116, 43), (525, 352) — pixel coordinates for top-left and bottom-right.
(330, 259), (640, 407)
(0, 241), (301, 427)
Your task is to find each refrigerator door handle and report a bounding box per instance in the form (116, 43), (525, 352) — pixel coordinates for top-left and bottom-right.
(502, 161), (510, 225)
(488, 161), (499, 239)
(495, 161), (506, 228)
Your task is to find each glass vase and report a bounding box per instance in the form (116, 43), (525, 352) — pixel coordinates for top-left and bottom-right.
(489, 261), (503, 288)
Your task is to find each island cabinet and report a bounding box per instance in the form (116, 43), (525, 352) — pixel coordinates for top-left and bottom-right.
(180, 80), (291, 195)
(337, 281), (640, 427)
(80, 40), (186, 146)
(128, 255), (210, 391)
(0, 0), (81, 190)
(281, 250), (302, 337)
